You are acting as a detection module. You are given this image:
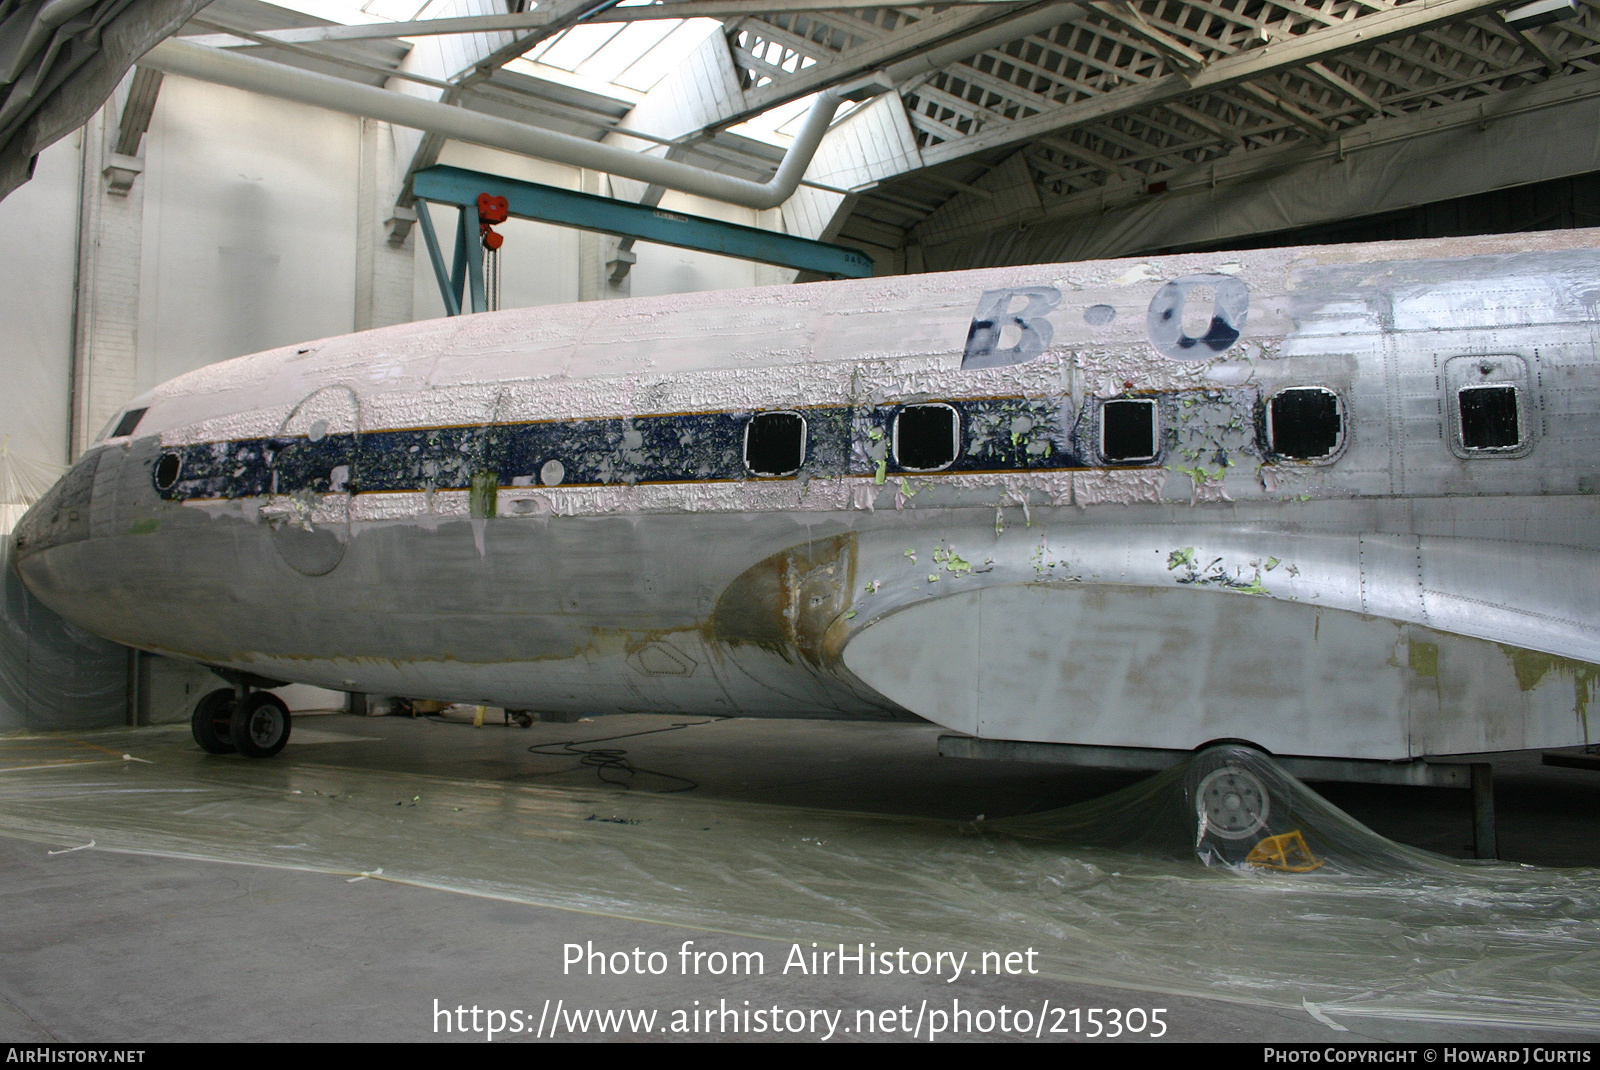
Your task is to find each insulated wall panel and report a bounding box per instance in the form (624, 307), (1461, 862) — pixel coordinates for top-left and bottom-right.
(0, 135), (81, 468)
(135, 75), (362, 391)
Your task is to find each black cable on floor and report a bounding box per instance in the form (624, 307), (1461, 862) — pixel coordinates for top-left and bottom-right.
(526, 717), (728, 793)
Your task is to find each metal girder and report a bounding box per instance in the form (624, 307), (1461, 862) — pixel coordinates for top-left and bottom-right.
(915, 0), (1520, 167)
(180, 0), (1035, 48)
(730, 3), (1044, 122)
(888, 0), (1598, 228)
(913, 62), (1600, 253)
(412, 164), (873, 307)
(396, 0), (625, 216)
(187, 12), (452, 92)
(1084, 0), (1208, 70)
(114, 66), (162, 157)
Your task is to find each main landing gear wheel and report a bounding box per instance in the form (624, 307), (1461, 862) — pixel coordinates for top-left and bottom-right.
(191, 689), (238, 754)
(1196, 766), (1270, 841)
(230, 692), (292, 758)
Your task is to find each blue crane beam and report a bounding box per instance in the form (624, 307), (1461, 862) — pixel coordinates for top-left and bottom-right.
(411, 164), (873, 316)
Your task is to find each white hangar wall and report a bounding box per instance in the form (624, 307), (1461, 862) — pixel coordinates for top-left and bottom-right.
(0, 135), (81, 470)
(0, 133), (125, 734)
(134, 75), (363, 395)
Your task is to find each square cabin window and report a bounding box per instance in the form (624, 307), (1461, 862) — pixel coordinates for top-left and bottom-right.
(894, 403), (959, 471)
(1458, 385), (1521, 451)
(110, 407), (148, 439)
(744, 411), (806, 476)
(1267, 387), (1343, 460)
(1101, 399), (1158, 463)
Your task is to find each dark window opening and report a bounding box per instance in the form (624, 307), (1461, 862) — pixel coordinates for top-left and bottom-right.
(744, 411), (806, 476)
(1459, 385), (1521, 450)
(1101, 399), (1158, 462)
(894, 404), (959, 471)
(112, 408), (148, 438)
(154, 453), (182, 490)
(1268, 388), (1343, 460)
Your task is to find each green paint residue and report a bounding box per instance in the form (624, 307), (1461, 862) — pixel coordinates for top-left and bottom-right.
(1498, 644), (1600, 739)
(1408, 640), (1439, 679)
(469, 470), (499, 519)
(904, 548), (917, 563)
(945, 551), (972, 574)
(1167, 547), (1197, 571)
(927, 574), (940, 583)
(127, 518), (159, 536)
(1169, 464), (1226, 487)
(874, 459), (887, 485)
(1264, 557), (1280, 571)
(898, 477), (919, 498)
(1232, 573), (1268, 596)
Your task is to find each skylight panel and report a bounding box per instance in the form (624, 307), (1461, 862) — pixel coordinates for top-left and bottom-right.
(575, 19), (681, 83)
(265, 0), (392, 23)
(529, 23), (630, 71)
(612, 18), (721, 92)
(360, 0), (431, 19)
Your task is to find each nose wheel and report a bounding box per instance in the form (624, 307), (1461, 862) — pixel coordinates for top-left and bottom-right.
(190, 687), (292, 758)
(191, 688), (238, 754)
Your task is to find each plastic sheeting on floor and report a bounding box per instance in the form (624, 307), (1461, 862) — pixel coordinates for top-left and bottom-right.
(0, 539), (128, 732)
(2, 728), (1598, 1030)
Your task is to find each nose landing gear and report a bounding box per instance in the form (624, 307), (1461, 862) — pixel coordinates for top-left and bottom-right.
(191, 688), (239, 755)
(190, 681), (293, 758)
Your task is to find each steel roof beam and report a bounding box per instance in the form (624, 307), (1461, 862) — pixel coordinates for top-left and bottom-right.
(917, 0), (1516, 168)
(734, 3), (1084, 125)
(180, 0), (1038, 49)
(913, 62), (1600, 249)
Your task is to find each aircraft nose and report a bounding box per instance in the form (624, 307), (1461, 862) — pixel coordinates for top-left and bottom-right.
(10, 451), (99, 567)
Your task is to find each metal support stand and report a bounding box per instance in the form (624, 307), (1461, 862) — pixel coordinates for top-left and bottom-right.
(1471, 763), (1498, 859)
(416, 199), (489, 317)
(461, 204), (487, 314)
(126, 649), (150, 727)
(413, 200), (459, 317)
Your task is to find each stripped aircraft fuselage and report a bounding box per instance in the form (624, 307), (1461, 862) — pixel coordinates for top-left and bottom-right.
(13, 228), (1600, 760)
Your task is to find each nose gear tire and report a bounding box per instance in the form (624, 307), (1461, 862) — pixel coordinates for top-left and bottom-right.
(191, 689), (238, 754)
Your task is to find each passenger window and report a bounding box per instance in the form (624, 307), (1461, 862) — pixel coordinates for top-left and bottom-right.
(111, 407), (148, 438)
(1267, 387), (1343, 460)
(744, 411), (806, 476)
(154, 453), (182, 490)
(894, 403), (959, 471)
(1458, 385), (1521, 451)
(1101, 399), (1158, 463)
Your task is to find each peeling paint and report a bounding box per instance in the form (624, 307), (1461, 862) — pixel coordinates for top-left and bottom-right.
(1072, 469), (1165, 506)
(1499, 644), (1600, 737)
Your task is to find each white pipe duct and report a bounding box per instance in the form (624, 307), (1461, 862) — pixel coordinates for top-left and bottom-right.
(139, 37), (861, 210)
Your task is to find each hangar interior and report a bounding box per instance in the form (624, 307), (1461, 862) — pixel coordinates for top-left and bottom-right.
(3, 0), (1600, 1043)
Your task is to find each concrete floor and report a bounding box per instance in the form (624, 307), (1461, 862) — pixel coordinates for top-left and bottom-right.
(2, 711), (1599, 1043)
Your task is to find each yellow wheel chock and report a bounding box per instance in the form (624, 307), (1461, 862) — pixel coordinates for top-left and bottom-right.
(1246, 829), (1323, 872)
